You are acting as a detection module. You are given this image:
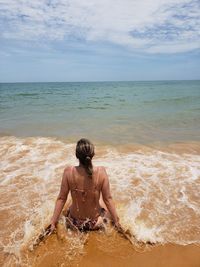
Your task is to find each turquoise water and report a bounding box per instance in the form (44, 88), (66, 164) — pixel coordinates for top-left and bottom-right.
(0, 80), (200, 144)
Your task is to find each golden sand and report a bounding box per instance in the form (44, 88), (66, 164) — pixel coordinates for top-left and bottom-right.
(1, 136), (200, 266)
(23, 231), (200, 267)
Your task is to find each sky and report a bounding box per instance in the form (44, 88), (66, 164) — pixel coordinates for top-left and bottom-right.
(0, 0), (199, 82)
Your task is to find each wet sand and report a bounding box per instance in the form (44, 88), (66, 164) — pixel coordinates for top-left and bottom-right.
(25, 231), (200, 267)
(1, 136), (200, 267)
(79, 241), (200, 267)
(80, 244), (200, 267)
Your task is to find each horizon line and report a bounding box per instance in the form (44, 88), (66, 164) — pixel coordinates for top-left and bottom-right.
(1, 79), (200, 84)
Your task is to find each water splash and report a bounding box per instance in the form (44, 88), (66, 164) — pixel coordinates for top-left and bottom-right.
(0, 136), (200, 266)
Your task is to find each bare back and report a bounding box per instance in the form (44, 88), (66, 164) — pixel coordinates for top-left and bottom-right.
(67, 166), (103, 220)
(51, 163), (119, 230)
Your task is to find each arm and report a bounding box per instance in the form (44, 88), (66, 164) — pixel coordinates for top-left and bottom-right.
(50, 167), (70, 230)
(101, 167), (119, 225)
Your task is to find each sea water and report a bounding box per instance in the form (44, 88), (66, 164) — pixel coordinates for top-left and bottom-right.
(0, 81), (200, 266)
(0, 80), (200, 144)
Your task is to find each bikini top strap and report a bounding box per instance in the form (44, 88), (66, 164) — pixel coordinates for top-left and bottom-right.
(70, 166), (81, 212)
(71, 166), (78, 191)
(94, 166), (100, 191)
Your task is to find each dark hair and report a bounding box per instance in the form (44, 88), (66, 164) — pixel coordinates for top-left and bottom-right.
(76, 138), (95, 178)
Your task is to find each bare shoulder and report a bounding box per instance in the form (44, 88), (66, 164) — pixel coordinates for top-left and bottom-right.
(97, 166), (106, 171)
(63, 165), (73, 180)
(96, 166), (106, 174)
(99, 166), (108, 173)
(64, 165), (72, 172)
(97, 166), (108, 182)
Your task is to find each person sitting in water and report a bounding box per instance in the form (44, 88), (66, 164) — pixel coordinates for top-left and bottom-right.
(50, 138), (121, 232)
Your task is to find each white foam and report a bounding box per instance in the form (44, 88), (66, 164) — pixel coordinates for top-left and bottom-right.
(1, 135), (200, 265)
(95, 147), (200, 244)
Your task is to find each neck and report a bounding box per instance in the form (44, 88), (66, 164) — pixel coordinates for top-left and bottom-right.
(78, 162), (85, 168)
(78, 161), (92, 168)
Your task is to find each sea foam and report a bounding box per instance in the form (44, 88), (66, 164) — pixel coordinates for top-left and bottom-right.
(0, 136), (200, 266)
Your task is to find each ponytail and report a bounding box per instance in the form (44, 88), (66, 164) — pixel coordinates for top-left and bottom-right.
(76, 138), (95, 178)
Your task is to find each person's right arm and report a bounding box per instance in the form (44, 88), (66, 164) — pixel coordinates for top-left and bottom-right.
(101, 167), (120, 227)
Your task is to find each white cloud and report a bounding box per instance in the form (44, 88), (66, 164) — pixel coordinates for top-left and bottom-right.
(0, 0), (199, 53)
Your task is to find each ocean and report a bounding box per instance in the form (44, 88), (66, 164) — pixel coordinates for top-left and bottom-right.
(0, 80), (200, 266)
(1, 80), (200, 144)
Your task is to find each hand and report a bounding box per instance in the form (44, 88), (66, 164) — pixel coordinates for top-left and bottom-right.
(50, 223), (56, 234)
(114, 221), (123, 233)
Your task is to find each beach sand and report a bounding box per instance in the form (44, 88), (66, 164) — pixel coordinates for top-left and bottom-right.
(22, 231), (200, 267)
(0, 136), (200, 266)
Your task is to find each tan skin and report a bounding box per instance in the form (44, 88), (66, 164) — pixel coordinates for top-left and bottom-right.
(50, 163), (121, 232)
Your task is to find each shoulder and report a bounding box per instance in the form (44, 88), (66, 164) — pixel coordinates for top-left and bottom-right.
(96, 166), (106, 176)
(64, 165), (72, 173)
(96, 166), (108, 183)
(97, 166), (106, 171)
(62, 165), (73, 181)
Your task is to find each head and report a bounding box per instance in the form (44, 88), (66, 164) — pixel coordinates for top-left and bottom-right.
(75, 138), (95, 178)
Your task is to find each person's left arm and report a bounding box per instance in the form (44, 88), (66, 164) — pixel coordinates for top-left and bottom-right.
(50, 167), (70, 231)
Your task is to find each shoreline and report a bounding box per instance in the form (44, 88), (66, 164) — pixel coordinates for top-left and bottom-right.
(24, 231), (200, 267)
(1, 134), (200, 154)
(81, 242), (200, 267)
(1, 135), (200, 266)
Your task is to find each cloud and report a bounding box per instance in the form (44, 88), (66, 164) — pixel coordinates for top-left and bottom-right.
(0, 0), (199, 53)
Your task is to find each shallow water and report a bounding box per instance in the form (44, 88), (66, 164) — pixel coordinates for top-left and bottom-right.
(0, 80), (200, 144)
(1, 80), (200, 266)
(0, 136), (200, 266)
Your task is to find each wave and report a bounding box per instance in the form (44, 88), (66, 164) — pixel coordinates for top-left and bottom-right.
(15, 93), (40, 97)
(78, 106), (107, 110)
(144, 96), (199, 104)
(0, 136), (200, 265)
